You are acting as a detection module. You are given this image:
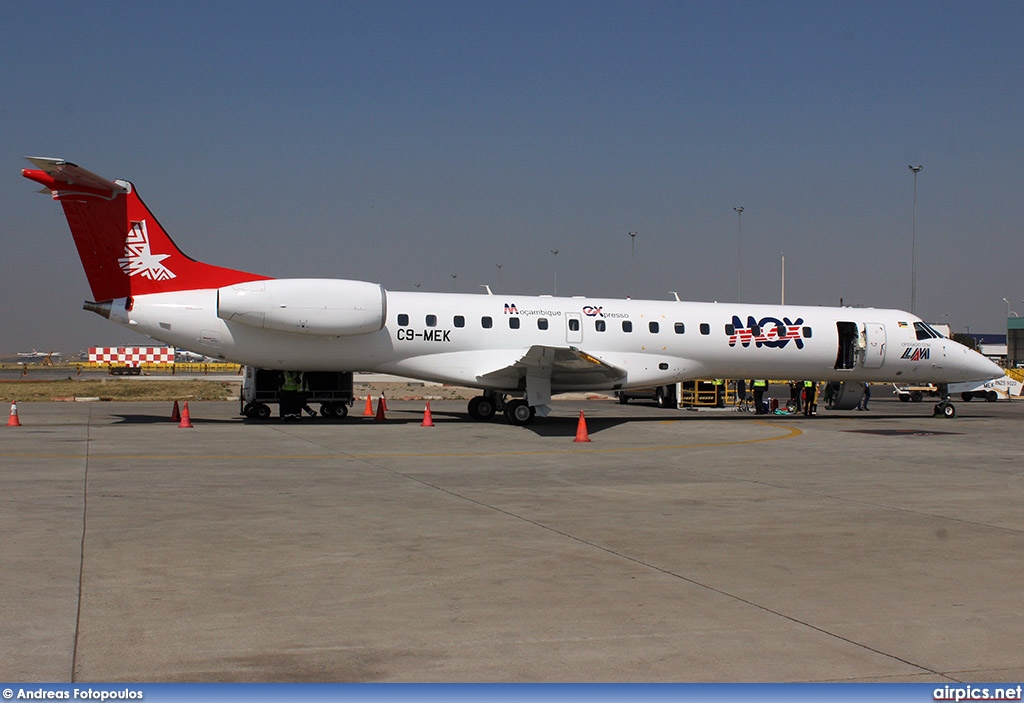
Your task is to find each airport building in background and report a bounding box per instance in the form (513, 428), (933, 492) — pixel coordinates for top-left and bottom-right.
(1009, 318), (1024, 369)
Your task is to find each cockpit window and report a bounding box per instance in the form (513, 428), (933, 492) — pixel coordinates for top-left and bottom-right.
(913, 322), (943, 340)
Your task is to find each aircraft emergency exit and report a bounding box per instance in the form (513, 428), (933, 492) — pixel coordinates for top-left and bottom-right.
(22, 157), (1002, 424)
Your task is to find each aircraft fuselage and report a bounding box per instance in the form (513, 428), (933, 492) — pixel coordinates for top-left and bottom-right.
(105, 286), (998, 391)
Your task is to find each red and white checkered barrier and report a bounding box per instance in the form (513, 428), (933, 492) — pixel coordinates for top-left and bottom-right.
(89, 347), (176, 366)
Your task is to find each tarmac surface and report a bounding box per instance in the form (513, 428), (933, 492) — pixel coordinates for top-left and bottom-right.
(2, 395), (1023, 683)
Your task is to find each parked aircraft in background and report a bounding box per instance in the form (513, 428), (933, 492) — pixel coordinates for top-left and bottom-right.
(22, 157), (1002, 423)
(17, 350), (61, 359)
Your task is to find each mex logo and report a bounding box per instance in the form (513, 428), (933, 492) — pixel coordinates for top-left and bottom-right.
(728, 315), (805, 349)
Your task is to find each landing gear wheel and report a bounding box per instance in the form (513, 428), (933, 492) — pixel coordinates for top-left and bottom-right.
(934, 401), (956, 418)
(468, 395), (497, 421)
(655, 386), (672, 408)
(504, 398), (535, 426)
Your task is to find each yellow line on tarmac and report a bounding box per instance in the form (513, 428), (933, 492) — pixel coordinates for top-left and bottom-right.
(0, 422), (801, 460)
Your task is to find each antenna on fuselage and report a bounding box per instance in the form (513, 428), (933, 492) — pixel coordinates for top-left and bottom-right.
(480, 285), (493, 295)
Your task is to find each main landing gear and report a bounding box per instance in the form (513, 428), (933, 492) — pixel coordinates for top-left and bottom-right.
(467, 393), (537, 426)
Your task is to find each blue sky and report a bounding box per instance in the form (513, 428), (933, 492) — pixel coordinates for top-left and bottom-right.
(2, 1), (1022, 351)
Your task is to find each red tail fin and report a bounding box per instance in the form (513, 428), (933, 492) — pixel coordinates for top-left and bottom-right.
(22, 157), (268, 301)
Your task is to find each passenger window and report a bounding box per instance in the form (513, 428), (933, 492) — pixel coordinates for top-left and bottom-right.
(398, 314), (409, 326)
(481, 316), (493, 329)
(569, 318), (580, 331)
(750, 324), (760, 336)
(454, 315), (465, 328)
(649, 321), (659, 333)
(674, 322), (685, 334)
(538, 318), (548, 330)
(622, 321), (633, 333)
(426, 314), (437, 327)
(725, 323), (735, 335)
(509, 317), (520, 329)
(595, 320), (606, 332)
(803, 326), (812, 338)
(700, 323), (710, 335)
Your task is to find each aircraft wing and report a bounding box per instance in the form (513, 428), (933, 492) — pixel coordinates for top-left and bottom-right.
(476, 345), (627, 389)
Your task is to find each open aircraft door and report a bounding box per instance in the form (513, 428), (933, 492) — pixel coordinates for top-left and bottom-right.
(863, 322), (886, 368)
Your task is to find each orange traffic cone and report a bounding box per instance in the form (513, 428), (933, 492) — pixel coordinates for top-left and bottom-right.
(374, 395), (386, 422)
(421, 401), (435, 427)
(573, 410), (591, 442)
(381, 392), (389, 411)
(7, 401), (22, 427)
(178, 401), (194, 428)
(171, 400), (181, 423)
(363, 394), (375, 416)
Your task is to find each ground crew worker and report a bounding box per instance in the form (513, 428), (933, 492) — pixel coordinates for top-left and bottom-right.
(803, 380), (817, 416)
(857, 382), (871, 411)
(280, 370), (306, 420)
(752, 379), (768, 414)
(712, 379), (725, 407)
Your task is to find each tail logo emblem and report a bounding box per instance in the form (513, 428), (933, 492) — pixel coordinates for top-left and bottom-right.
(119, 221), (176, 281)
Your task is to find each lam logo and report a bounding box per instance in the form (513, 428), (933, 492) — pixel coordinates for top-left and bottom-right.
(118, 221), (176, 281)
(728, 315), (805, 349)
(901, 347), (930, 361)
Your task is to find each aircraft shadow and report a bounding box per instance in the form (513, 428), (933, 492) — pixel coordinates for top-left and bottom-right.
(113, 413), (238, 425)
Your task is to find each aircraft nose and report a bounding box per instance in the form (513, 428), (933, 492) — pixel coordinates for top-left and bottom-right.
(960, 346), (1003, 382)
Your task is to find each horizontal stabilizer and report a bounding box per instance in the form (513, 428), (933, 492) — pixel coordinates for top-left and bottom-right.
(23, 157), (127, 198)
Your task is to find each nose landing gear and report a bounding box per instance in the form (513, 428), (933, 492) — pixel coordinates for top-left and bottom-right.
(933, 397), (956, 418)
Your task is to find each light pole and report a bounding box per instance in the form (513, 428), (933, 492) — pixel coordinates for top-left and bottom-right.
(909, 165), (922, 314)
(780, 251), (785, 305)
(628, 232), (637, 298)
(550, 249), (559, 295)
(733, 206), (744, 302)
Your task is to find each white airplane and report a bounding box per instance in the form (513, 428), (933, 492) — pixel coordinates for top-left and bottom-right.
(22, 157), (1002, 424)
(17, 349), (59, 359)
